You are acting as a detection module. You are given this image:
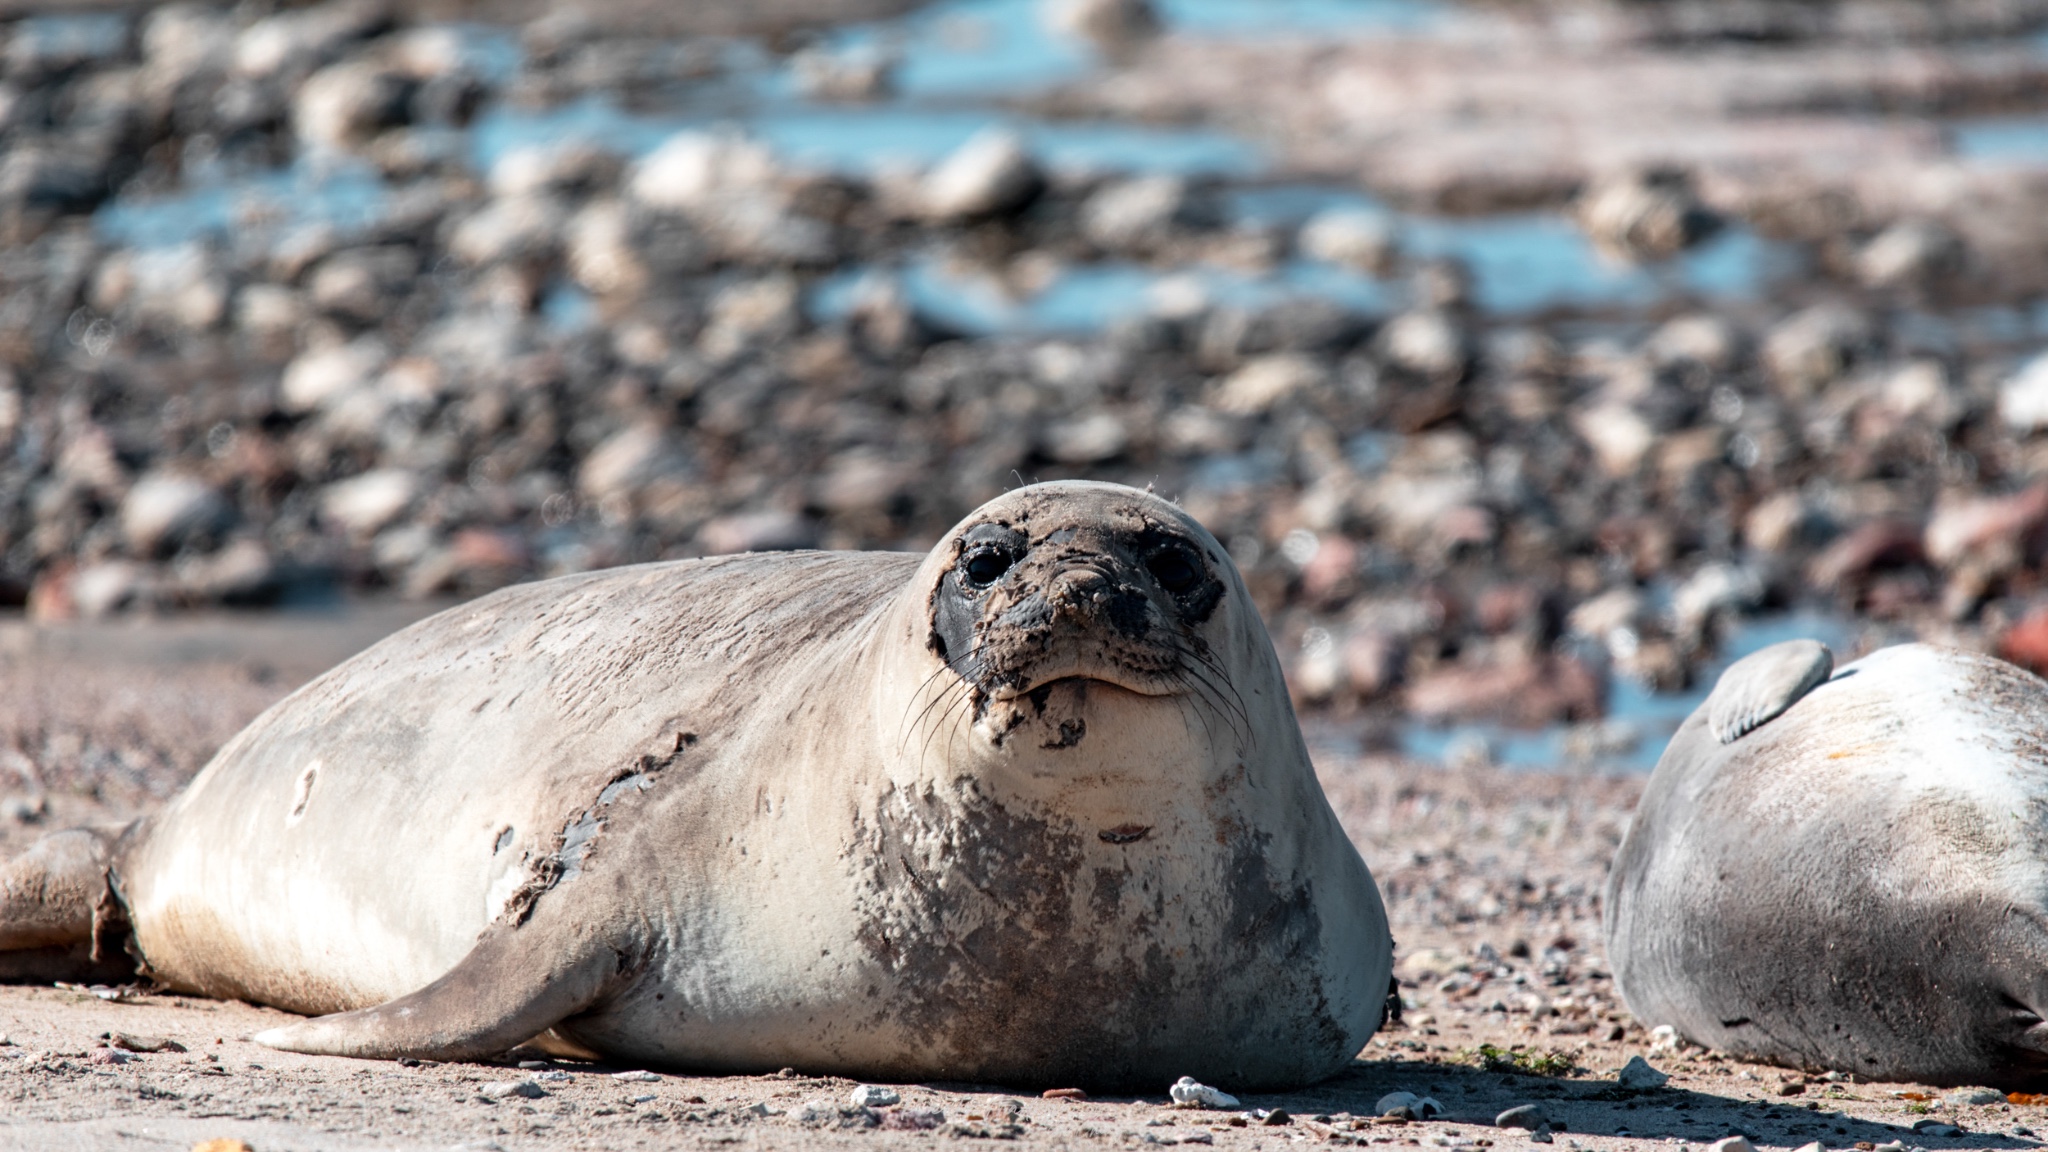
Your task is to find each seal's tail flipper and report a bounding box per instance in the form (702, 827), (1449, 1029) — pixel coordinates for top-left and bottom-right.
(252, 921), (621, 1061)
(1706, 639), (1835, 745)
(0, 824), (139, 983)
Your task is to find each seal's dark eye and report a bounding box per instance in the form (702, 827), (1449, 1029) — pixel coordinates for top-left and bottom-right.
(962, 548), (1014, 587)
(1147, 548), (1200, 595)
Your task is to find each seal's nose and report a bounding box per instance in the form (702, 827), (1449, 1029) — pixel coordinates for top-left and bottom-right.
(1048, 564), (1151, 637)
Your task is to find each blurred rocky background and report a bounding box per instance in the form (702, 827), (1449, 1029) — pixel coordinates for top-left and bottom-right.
(7, 0), (2048, 772)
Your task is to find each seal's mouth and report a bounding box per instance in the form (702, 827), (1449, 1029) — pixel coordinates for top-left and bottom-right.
(990, 672), (1182, 702)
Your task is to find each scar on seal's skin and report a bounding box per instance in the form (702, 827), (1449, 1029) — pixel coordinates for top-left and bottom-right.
(1099, 824), (1151, 844)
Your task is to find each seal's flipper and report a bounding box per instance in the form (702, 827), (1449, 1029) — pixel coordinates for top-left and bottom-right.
(1706, 639), (1834, 745)
(0, 824), (139, 984)
(252, 924), (622, 1061)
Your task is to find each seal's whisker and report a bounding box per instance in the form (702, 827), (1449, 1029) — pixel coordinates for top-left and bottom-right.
(899, 663), (966, 754)
(915, 680), (973, 772)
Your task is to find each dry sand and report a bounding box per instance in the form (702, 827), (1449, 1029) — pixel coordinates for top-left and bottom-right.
(0, 627), (2037, 1152)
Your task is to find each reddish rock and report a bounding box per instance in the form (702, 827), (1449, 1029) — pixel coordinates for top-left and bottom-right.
(1404, 655), (1604, 728)
(1998, 607), (2048, 676)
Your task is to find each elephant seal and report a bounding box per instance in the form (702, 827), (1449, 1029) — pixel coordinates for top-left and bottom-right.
(0, 480), (1392, 1089)
(1606, 639), (2048, 1088)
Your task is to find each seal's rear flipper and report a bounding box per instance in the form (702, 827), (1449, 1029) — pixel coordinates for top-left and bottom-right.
(1706, 639), (1834, 745)
(0, 825), (137, 983)
(252, 923), (622, 1062)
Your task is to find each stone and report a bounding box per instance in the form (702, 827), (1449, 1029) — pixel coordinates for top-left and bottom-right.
(308, 247), (418, 324)
(849, 1085), (900, 1108)
(319, 470), (419, 537)
(610, 1070), (660, 1082)
(1944, 1087), (2004, 1106)
(1211, 354), (1325, 415)
(578, 424), (694, 504)
(921, 129), (1043, 220)
(1169, 1076), (1239, 1110)
(70, 561), (149, 619)
(881, 1106), (947, 1130)
(480, 1079), (546, 1099)
(1044, 0), (1161, 52)
(628, 132), (778, 213)
(280, 339), (387, 414)
(1707, 1138), (1757, 1152)
(447, 195), (566, 266)
(1495, 1105), (1547, 1130)
(697, 511), (819, 555)
(1999, 352), (2048, 433)
(1572, 402), (1657, 477)
(1616, 1055), (1668, 1090)
(1379, 310), (1469, 382)
(566, 200), (649, 298)
(293, 60), (411, 150)
(489, 142), (623, 199)
(1039, 412), (1128, 464)
(1762, 305), (1870, 396)
(191, 1140), (254, 1152)
(1910, 1120), (1962, 1137)
(1670, 562), (1763, 639)
(791, 45), (895, 101)
(1298, 208), (1398, 274)
(1080, 175), (1189, 251)
(1575, 168), (1717, 260)
(1856, 219), (1962, 289)
(121, 473), (230, 556)
(1376, 1092), (1443, 1119)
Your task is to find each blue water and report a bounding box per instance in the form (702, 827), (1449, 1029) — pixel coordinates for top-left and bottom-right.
(1397, 610), (1858, 773)
(471, 98), (1264, 177)
(95, 159), (390, 250)
(1949, 116), (2048, 163)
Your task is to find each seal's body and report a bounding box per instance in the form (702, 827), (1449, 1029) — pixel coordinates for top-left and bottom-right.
(1, 482), (1392, 1089)
(1607, 641), (2048, 1088)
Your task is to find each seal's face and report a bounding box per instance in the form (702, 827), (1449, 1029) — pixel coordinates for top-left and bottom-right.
(927, 488), (1231, 706)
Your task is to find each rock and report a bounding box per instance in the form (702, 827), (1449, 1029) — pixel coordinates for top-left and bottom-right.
(1298, 208), (1398, 274)
(799, 1100), (882, 1129)
(1911, 1120), (1962, 1137)
(881, 1106), (947, 1130)
(791, 44), (894, 101)
(0, 146), (106, 211)
(627, 131), (779, 214)
(850, 1085), (901, 1108)
(578, 424), (694, 504)
(177, 539), (281, 606)
(1616, 1055), (1669, 1090)
(1924, 484), (2048, 571)
(308, 246), (418, 324)
(1997, 606), (2048, 675)
(447, 195), (567, 266)
(1211, 354), (1325, 415)
(1169, 1076), (1240, 1110)
(319, 469), (419, 537)
(1495, 1105), (1546, 1130)
(280, 339), (387, 414)
(1379, 310), (1469, 382)
(96, 245), (229, 333)
(489, 142), (623, 199)
(1375, 1092), (1443, 1119)
(84, 1046), (133, 1066)
(237, 284), (309, 337)
(70, 561), (149, 619)
(1572, 401), (1657, 477)
(1403, 654), (1602, 727)
(293, 60), (412, 150)
(1745, 491), (1834, 554)
(106, 1032), (184, 1053)
(1080, 175), (1189, 252)
(1707, 1138), (1758, 1152)
(1039, 412), (1128, 464)
(1944, 1087), (2004, 1106)
(1670, 562), (1763, 638)
(566, 200), (649, 298)
(1762, 305), (1870, 397)
(1044, 0), (1161, 52)
(121, 473), (230, 555)
(1647, 1024), (1689, 1056)
(1646, 313), (1741, 373)
(697, 511), (818, 555)
(921, 129), (1043, 221)
(610, 1070), (660, 1082)
(1575, 168), (1717, 260)
(480, 1079), (547, 1100)
(1856, 219), (1962, 290)
(1999, 352), (2048, 433)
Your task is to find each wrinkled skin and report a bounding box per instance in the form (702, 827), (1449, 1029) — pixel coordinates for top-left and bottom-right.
(1608, 643), (2048, 1089)
(0, 481), (1392, 1090)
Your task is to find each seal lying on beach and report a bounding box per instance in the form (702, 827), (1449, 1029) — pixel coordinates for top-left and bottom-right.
(0, 480), (1392, 1089)
(1607, 640), (2048, 1087)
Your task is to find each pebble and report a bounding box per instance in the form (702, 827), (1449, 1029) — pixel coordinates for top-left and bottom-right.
(1707, 1137), (1757, 1152)
(1495, 1105), (1546, 1130)
(610, 1070), (661, 1082)
(1169, 1076), (1240, 1110)
(1615, 1055), (1669, 1090)
(849, 1085), (901, 1108)
(1943, 1087), (2003, 1106)
(1376, 1092), (1444, 1119)
(480, 1079), (547, 1099)
(920, 128), (1042, 220)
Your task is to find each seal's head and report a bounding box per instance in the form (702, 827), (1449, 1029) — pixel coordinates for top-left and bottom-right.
(891, 480), (1275, 772)
(930, 483), (1230, 703)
